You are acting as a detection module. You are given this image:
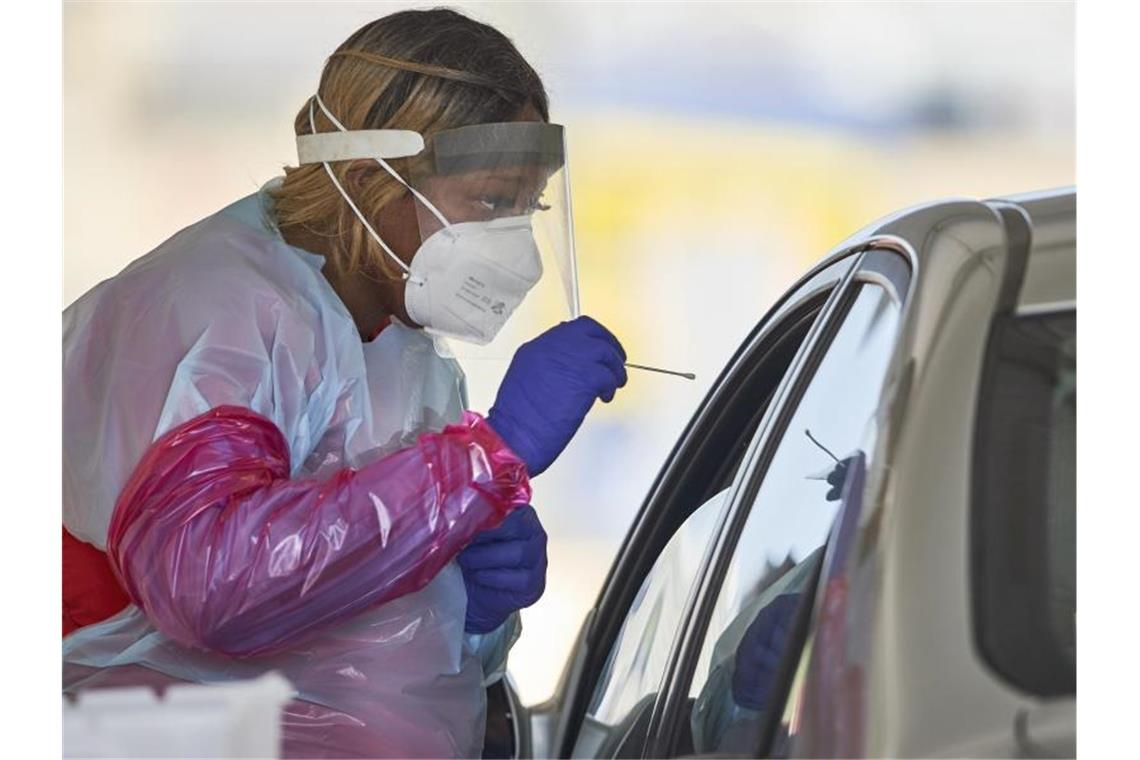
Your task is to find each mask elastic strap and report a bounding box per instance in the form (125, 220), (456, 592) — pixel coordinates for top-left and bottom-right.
(312, 94), (452, 233)
(308, 97), (411, 277)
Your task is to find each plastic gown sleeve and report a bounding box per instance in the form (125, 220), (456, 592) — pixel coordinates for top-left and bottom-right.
(106, 405), (531, 658)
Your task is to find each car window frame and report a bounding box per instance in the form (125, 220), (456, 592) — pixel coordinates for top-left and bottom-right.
(643, 243), (916, 759)
(549, 252), (861, 759)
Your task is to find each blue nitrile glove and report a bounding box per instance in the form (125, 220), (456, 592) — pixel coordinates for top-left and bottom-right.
(731, 593), (802, 711)
(486, 316), (627, 476)
(458, 505), (548, 634)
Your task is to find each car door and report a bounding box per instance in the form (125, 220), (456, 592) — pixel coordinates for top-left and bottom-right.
(642, 246), (914, 759)
(499, 252), (861, 759)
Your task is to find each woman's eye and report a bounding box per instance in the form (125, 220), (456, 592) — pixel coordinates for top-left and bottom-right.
(476, 195), (550, 215)
(477, 196), (512, 212)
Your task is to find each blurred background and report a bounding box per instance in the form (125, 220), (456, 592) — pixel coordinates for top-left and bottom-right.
(64, 1), (1074, 704)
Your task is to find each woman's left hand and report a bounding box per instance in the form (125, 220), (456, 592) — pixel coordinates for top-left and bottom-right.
(458, 505), (548, 634)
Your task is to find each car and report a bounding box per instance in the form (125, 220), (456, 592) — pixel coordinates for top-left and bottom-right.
(483, 188), (1076, 759)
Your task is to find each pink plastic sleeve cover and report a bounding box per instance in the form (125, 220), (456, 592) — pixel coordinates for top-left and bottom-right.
(106, 405), (531, 657)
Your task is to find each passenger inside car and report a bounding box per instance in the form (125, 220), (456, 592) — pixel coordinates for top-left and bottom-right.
(689, 573), (814, 754)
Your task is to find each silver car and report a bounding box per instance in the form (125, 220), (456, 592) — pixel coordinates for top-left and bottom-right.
(485, 188), (1076, 759)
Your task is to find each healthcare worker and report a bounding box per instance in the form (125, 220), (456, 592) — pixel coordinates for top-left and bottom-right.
(62, 9), (626, 758)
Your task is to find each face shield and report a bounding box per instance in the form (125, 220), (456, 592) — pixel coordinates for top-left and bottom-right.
(297, 97), (580, 353)
(409, 122), (580, 319)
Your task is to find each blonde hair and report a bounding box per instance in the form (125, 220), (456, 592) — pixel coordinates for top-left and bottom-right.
(271, 9), (549, 280)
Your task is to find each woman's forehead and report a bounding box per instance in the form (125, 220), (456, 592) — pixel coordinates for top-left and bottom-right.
(427, 164), (552, 192)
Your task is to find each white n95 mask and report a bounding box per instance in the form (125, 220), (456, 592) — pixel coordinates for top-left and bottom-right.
(298, 94), (572, 346)
(404, 216), (543, 345)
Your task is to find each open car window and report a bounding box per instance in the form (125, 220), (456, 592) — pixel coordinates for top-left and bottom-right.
(577, 490), (728, 756)
(677, 281), (902, 757)
(569, 285), (836, 759)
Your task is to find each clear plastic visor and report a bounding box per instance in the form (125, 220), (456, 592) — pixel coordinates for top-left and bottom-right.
(408, 121), (579, 320)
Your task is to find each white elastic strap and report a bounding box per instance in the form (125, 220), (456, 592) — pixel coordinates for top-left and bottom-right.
(308, 97), (410, 275)
(313, 94), (452, 231)
(296, 130), (424, 164)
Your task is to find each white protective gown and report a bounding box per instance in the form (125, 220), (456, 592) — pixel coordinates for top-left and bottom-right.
(63, 181), (519, 758)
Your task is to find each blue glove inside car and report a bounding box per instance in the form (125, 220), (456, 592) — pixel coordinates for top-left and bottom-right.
(459, 505), (548, 634)
(731, 593), (802, 712)
(487, 316), (627, 477)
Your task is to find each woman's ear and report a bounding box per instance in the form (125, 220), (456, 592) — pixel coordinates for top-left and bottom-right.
(344, 160), (378, 194)
(379, 190), (421, 249)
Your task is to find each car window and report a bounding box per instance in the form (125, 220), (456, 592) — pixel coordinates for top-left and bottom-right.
(579, 490), (728, 751)
(681, 283), (901, 757)
(973, 309), (1075, 696)
(570, 295), (830, 759)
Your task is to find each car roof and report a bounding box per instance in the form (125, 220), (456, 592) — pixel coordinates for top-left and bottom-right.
(988, 187), (1075, 313)
(818, 186), (1075, 315)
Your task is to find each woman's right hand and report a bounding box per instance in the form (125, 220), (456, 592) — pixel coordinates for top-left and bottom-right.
(486, 316), (627, 476)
